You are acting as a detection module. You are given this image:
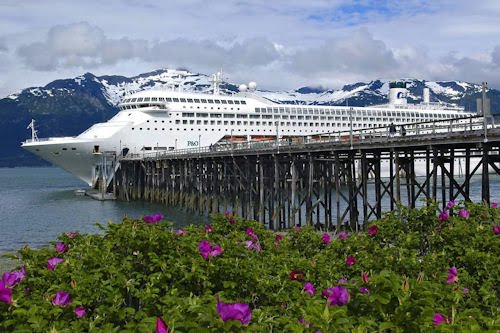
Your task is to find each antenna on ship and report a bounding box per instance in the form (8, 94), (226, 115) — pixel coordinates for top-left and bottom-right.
(27, 119), (39, 142)
(210, 70), (224, 95)
(175, 73), (184, 92)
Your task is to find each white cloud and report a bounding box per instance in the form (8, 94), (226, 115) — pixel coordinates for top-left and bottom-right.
(2, 1), (500, 96)
(16, 22), (148, 70)
(290, 29), (397, 77)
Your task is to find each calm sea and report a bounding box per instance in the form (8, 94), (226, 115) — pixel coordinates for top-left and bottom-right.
(1, 167), (499, 255)
(0, 167), (206, 254)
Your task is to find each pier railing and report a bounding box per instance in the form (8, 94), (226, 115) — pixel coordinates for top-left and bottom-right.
(125, 115), (489, 160)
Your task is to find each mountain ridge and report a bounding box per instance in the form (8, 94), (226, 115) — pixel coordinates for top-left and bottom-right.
(1, 69), (498, 167)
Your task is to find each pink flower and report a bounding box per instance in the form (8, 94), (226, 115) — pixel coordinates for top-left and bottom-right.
(47, 257), (63, 271)
(216, 296), (252, 325)
(299, 318), (313, 328)
(438, 210), (449, 222)
(492, 202), (498, 208)
(359, 286), (370, 294)
(0, 278), (12, 304)
(446, 200), (455, 209)
(56, 242), (69, 253)
(0, 287), (12, 304)
(275, 234), (283, 241)
(303, 282), (315, 295)
(225, 210), (231, 217)
(322, 233), (331, 245)
(433, 312), (450, 326)
(2, 266), (26, 287)
(52, 291), (71, 306)
(289, 269), (304, 281)
(338, 232), (348, 239)
(337, 278), (347, 284)
(245, 228), (254, 236)
(292, 226), (301, 233)
(493, 226), (500, 235)
(368, 224), (378, 236)
(156, 317), (169, 333)
(324, 286), (349, 306)
(174, 229), (186, 236)
(143, 214), (164, 223)
(362, 272), (369, 283)
(245, 240), (261, 252)
(198, 240), (223, 260)
(458, 209), (470, 219)
(462, 288), (470, 295)
(273, 242), (279, 249)
(65, 232), (78, 238)
(205, 224), (213, 233)
(346, 256), (356, 267)
(199, 240), (212, 260)
(211, 245), (223, 257)
(74, 306), (86, 318)
(229, 217), (236, 224)
(446, 266), (458, 283)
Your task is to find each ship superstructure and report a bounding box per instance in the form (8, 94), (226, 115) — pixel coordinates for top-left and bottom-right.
(22, 77), (470, 186)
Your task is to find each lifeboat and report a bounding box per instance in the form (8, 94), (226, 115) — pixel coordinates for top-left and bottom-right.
(227, 136), (247, 142)
(251, 135), (275, 141)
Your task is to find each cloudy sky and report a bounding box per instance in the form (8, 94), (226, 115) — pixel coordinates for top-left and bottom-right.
(1, 0), (500, 97)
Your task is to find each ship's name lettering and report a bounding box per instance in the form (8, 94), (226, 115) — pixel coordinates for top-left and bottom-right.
(187, 141), (199, 146)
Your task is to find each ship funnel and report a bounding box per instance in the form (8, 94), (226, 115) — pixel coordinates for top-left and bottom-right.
(423, 87), (430, 103)
(388, 82), (408, 105)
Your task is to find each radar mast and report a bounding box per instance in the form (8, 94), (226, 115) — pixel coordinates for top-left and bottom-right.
(27, 119), (39, 142)
(210, 71), (224, 95)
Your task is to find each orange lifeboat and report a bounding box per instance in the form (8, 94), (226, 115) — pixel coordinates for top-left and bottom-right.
(251, 135), (275, 141)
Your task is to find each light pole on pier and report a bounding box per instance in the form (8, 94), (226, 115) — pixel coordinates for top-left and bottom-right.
(275, 121), (280, 153)
(482, 82), (488, 143)
(349, 107), (353, 149)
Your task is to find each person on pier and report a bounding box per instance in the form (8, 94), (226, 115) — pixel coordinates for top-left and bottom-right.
(389, 123), (396, 137)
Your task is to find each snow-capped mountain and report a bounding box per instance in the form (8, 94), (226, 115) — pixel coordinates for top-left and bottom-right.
(6, 69), (489, 109)
(1, 69), (498, 167)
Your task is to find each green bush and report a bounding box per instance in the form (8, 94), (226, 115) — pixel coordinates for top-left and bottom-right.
(1, 202), (499, 332)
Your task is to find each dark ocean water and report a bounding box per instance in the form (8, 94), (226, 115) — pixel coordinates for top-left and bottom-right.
(0, 167), (206, 254)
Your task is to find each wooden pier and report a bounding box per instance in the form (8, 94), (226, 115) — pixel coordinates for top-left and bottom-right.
(111, 116), (500, 230)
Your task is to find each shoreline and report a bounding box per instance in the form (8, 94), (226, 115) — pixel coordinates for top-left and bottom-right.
(0, 252), (20, 274)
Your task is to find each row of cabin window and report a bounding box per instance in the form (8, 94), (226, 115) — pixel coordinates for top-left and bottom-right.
(181, 112), (426, 122)
(135, 120), (391, 128)
(119, 104), (242, 111)
(133, 128), (348, 133)
(146, 117), (412, 125)
(254, 107), (460, 119)
(123, 97), (247, 104)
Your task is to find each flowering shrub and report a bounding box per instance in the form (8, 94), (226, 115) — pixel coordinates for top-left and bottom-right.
(0, 202), (499, 331)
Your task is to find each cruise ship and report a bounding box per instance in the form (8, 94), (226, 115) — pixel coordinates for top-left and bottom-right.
(22, 74), (470, 186)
